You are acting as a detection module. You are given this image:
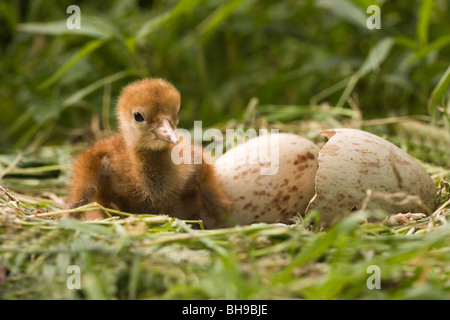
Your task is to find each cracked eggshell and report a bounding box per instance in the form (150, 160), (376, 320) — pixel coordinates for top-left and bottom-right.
(215, 133), (319, 226)
(305, 128), (436, 227)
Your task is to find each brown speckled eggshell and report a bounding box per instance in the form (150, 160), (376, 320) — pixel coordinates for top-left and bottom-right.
(305, 128), (436, 227)
(215, 133), (319, 226)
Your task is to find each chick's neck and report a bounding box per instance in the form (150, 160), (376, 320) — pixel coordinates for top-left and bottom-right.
(129, 142), (178, 196)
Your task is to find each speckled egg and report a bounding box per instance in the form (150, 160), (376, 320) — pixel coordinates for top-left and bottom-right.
(305, 128), (436, 227)
(215, 133), (320, 226)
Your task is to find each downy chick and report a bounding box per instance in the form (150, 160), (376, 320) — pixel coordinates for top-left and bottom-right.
(66, 78), (231, 228)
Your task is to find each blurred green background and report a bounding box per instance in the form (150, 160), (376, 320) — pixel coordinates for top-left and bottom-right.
(1, 0), (450, 301)
(1, 0), (449, 151)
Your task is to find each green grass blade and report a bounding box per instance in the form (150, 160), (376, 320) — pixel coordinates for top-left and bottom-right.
(417, 0), (434, 46)
(197, 0), (248, 43)
(316, 0), (367, 29)
(402, 34), (450, 68)
(394, 36), (420, 51)
(12, 70), (140, 150)
(37, 39), (105, 91)
(428, 64), (450, 120)
(357, 37), (394, 77)
(62, 69), (141, 107)
(337, 37), (394, 108)
(135, 0), (204, 41)
(18, 20), (109, 38)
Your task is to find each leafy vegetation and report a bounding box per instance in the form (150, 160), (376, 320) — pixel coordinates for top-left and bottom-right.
(0, 0), (449, 299)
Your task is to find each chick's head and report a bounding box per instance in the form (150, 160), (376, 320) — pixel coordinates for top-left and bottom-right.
(117, 78), (181, 150)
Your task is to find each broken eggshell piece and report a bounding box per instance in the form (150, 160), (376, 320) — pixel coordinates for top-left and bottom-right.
(305, 128), (436, 227)
(215, 133), (320, 226)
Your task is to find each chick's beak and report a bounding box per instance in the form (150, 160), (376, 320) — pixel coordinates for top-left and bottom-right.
(152, 119), (178, 144)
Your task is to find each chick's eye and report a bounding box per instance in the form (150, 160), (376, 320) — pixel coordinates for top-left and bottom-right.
(134, 112), (144, 122)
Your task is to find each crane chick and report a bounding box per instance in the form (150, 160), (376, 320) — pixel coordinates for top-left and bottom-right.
(66, 78), (231, 228)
